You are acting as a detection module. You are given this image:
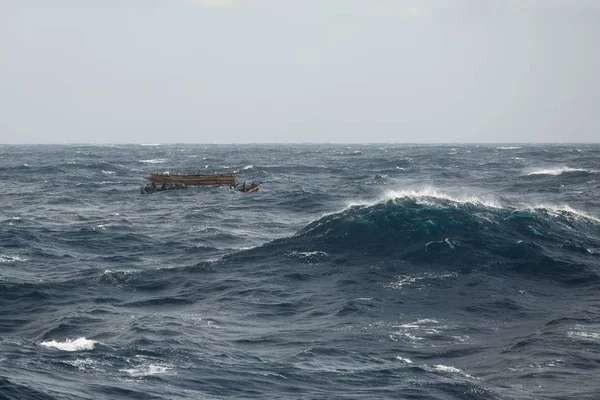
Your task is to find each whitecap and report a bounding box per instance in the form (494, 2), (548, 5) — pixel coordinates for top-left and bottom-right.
(526, 167), (594, 176)
(62, 358), (108, 371)
(433, 364), (476, 379)
(386, 272), (455, 290)
(383, 188), (503, 209)
(292, 251), (328, 257)
(0, 254), (27, 263)
(95, 222), (119, 230)
(568, 330), (600, 341)
(396, 356), (413, 364)
(242, 165), (253, 170)
(414, 318), (440, 324)
(138, 159), (167, 164)
(263, 372), (287, 379)
(526, 203), (600, 223)
(120, 364), (173, 377)
(381, 188), (599, 223)
(403, 333), (423, 341)
(40, 337), (98, 351)
(497, 146), (521, 150)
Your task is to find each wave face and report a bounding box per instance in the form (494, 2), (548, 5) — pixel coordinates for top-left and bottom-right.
(286, 196), (600, 282)
(1, 144), (600, 399)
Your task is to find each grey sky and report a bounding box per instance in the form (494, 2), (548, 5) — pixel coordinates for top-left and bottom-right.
(1, 0), (598, 144)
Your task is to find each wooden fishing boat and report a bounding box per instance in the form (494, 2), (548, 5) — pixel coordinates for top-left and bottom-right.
(148, 172), (235, 186)
(141, 171), (236, 194)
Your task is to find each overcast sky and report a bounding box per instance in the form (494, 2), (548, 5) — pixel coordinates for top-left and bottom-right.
(1, 0), (598, 144)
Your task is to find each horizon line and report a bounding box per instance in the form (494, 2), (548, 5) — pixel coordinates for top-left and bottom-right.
(2, 141), (600, 146)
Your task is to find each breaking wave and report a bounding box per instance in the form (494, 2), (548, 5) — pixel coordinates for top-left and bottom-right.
(40, 337), (98, 352)
(526, 167), (598, 176)
(278, 192), (600, 283)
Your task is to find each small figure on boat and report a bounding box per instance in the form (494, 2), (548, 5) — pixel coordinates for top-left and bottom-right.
(141, 182), (157, 194)
(237, 181), (261, 193)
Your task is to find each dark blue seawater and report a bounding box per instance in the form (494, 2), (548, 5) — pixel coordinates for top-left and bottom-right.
(1, 143), (600, 399)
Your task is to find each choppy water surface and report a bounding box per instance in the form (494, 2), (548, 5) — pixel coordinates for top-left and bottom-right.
(1, 144), (600, 399)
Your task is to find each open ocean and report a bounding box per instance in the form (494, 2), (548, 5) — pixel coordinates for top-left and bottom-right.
(1, 143), (600, 399)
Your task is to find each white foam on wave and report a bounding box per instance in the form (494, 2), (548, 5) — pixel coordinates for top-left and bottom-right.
(396, 318), (444, 332)
(382, 188), (600, 223)
(402, 332), (423, 341)
(525, 203), (600, 223)
(425, 238), (457, 251)
(508, 360), (564, 372)
(386, 272), (456, 291)
(568, 330), (600, 341)
(432, 364), (477, 379)
(383, 188), (503, 209)
(62, 358), (111, 371)
(101, 269), (137, 279)
(396, 356), (413, 364)
(323, 187), (600, 240)
(121, 364), (173, 377)
(413, 318), (440, 325)
(95, 222), (120, 230)
(497, 146), (522, 150)
(242, 165), (253, 170)
(0, 254), (27, 263)
(138, 159), (167, 164)
(40, 337), (98, 351)
(389, 317), (452, 344)
(263, 372), (287, 379)
(526, 166), (595, 176)
(291, 251), (328, 257)
(102, 170), (115, 175)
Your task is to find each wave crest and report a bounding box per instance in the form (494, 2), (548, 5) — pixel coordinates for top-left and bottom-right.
(526, 167), (598, 176)
(40, 337), (98, 351)
(286, 193), (600, 282)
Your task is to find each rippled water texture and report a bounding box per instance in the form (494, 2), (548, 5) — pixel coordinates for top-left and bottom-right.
(1, 144), (600, 399)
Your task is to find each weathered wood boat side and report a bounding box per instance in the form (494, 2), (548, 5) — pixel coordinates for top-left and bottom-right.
(141, 171), (238, 194)
(148, 172), (236, 186)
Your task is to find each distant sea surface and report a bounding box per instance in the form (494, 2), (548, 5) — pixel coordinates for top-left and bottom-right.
(1, 143), (600, 399)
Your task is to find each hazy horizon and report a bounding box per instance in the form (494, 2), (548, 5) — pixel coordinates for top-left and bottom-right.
(1, 0), (598, 144)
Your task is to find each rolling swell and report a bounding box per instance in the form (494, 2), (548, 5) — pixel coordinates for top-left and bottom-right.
(251, 195), (600, 285)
